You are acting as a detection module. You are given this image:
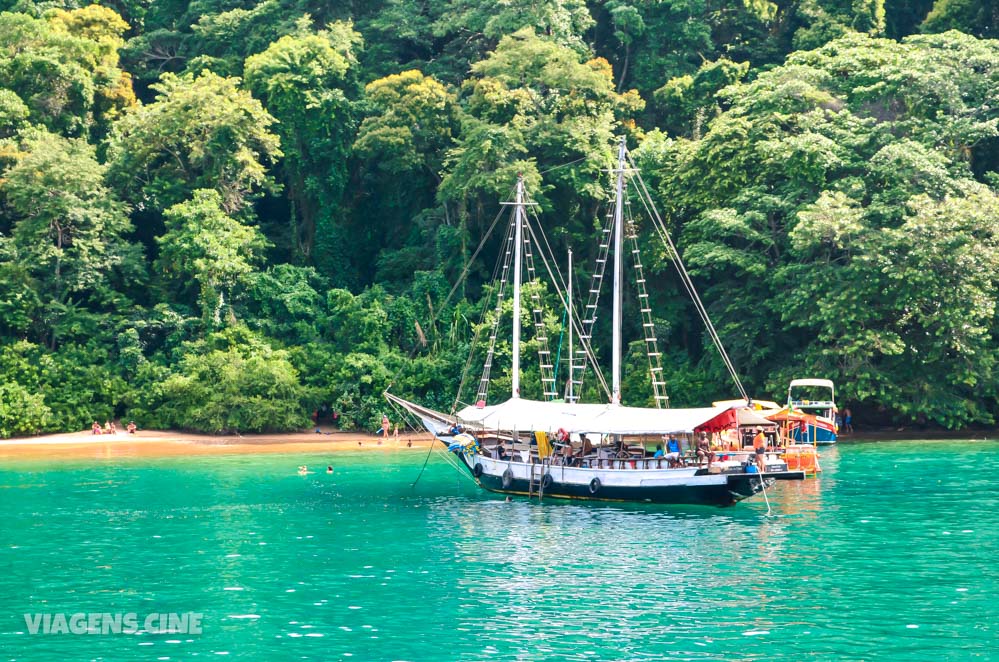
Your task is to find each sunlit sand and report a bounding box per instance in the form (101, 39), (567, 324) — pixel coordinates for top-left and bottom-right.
(0, 429), (434, 460)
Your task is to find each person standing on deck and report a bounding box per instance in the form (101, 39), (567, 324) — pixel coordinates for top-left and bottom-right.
(752, 428), (767, 473)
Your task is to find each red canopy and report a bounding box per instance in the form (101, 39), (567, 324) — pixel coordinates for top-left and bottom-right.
(694, 408), (738, 434)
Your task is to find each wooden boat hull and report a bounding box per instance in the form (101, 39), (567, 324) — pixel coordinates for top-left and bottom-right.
(456, 453), (801, 507)
(790, 422), (837, 445)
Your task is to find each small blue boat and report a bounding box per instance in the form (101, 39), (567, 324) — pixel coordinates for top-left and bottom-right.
(787, 379), (838, 444)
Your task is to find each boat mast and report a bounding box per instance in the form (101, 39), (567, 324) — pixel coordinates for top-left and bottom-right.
(567, 248), (574, 403)
(611, 137), (626, 405)
(511, 175), (525, 399)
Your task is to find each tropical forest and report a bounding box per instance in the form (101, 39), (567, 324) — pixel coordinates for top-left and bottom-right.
(0, 0), (996, 436)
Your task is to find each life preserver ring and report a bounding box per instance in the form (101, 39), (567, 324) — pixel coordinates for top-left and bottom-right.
(541, 473), (554, 490)
(589, 477), (601, 494)
(472, 463), (484, 478)
(502, 468), (514, 489)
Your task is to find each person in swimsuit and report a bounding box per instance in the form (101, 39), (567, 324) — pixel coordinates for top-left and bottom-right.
(696, 433), (714, 468)
(752, 429), (767, 473)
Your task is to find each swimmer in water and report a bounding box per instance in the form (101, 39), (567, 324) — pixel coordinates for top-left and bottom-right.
(326, 465), (333, 474)
(298, 465), (308, 475)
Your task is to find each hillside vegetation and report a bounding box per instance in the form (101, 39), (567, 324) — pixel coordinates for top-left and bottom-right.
(0, 0), (996, 435)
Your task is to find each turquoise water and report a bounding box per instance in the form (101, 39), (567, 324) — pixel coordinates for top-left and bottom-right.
(1, 440), (995, 660)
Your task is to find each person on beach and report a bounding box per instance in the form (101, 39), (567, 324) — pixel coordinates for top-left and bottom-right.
(381, 414), (390, 438)
(104, 420), (112, 434)
(844, 408), (853, 434)
(109, 420), (117, 435)
(92, 421), (102, 435)
(393, 424), (399, 438)
(126, 421), (136, 434)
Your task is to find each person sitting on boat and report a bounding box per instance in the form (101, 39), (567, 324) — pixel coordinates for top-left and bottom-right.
(561, 439), (576, 466)
(696, 433), (714, 468)
(579, 433), (594, 456)
(666, 437), (681, 467)
(494, 440), (509, 461)
(653, 444), (664, 458)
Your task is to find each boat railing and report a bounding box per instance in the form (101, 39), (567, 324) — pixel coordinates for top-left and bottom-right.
(788, 398), (835, 408)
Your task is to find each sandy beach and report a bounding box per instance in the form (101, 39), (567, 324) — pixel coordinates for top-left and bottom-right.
(0, 428), (435, 460)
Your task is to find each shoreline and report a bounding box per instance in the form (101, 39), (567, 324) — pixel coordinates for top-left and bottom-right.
(0, 426), (994, 462)
(0, 428), (435, 461)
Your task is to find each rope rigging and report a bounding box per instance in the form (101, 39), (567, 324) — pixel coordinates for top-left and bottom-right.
(625, 147), (749, 402)
(390, 143), (749, 418)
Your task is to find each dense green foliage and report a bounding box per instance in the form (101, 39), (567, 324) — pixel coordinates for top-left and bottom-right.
(0, 0), (995, 435)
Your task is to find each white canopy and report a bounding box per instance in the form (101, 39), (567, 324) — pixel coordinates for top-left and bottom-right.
(736, 408), (778, 427)
(455, 398), (731, 435)
(788, 379), (834, 389)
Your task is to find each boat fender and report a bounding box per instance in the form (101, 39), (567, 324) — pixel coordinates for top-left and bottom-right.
(502, 468), (514, 489)
(541, 473), (554, 490)
(589, 477), (601, 494)
(472, 463), (484, 478)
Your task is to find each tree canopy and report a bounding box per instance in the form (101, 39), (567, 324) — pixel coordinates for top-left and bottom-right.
(0, 1), (995, 436)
